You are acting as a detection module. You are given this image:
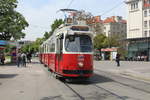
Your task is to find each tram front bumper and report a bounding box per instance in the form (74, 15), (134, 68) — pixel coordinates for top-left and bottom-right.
(62, 70), (93, 77)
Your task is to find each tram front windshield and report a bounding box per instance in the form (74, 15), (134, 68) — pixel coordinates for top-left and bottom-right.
(65, 35), (92, 52)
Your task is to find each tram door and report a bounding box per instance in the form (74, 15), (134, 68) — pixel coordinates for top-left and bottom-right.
(56, 35), (63, 73)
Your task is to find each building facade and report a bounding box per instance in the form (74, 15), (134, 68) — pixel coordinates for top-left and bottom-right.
(126, 0), (150, 61)
(103, 16), (127, 38)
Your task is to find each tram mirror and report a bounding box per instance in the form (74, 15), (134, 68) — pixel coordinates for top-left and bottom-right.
(69, 36), (75, 42)
(59, 34), (64, 39)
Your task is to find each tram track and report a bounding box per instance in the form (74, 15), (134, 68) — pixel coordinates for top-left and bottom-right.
(95, 69), (150, 94)
(41, 62), (150, 100)
(62, 80), (126, 100)
(93, 84), (127, 100)
(62, 81), (85, 100)
(61, 79), (131, 100)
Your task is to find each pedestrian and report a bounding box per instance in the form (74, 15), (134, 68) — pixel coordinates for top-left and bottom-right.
(116, 53), (120, 67)
(21, 52), (27, 67)
(0, 53), (5, 65)
(16, 52), (22, 67)
(27, 52), (32, 63)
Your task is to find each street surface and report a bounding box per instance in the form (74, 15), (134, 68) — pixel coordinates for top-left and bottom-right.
(0, 59), (150, 100)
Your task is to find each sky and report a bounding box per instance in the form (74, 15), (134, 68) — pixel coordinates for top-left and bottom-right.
(17, 0), (126, 41)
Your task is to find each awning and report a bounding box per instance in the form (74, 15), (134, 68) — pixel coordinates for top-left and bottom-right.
(0, 40), (7, 46)
(101, 48), (117, 52)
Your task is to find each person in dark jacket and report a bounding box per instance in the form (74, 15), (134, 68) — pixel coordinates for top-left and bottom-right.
(17, 52), (22, 67)
(116, 53), (120, 67)
(21, 52), (27, 67)
(0, 53), (5, 65)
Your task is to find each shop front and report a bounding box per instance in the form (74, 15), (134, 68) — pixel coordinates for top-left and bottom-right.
(127, 37), (150, 61)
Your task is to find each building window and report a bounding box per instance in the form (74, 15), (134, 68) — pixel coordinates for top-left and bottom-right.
(131, 2), (138, 10)
(131, 4), (134, 10)
(144, 21), (148, 27)
(144, 31), (147, 37)
(144, 10), (147, 17)
(136, 2), (138, 8)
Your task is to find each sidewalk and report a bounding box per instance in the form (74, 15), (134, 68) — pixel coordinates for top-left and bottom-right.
(94, 61), (150, 82)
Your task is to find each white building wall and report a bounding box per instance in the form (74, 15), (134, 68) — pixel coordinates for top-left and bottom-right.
(104, 23), (111, 37)
(103, 19), (126, 38)
(126, 0), (143, 39)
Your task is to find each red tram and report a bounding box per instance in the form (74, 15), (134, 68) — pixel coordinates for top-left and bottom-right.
(39, 9), (94, 78)
(39, 23), (93, 78)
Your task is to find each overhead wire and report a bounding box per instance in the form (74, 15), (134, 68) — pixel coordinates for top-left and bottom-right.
(67, 0), (75, 9)
(101, 1), (124, 16)
(28, 1), (124, 31)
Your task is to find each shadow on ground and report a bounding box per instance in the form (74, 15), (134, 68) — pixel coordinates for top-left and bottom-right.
(64, 73), (114, 85)
(40, 95), (62, 100)
(0, 74), (18, 79)
(0, 62), (16, 67)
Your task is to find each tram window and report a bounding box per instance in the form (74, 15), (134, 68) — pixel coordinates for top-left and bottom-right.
(56, 39), (60, 53)
(51, 43), (55, 52)
(65, 35), (92, 52)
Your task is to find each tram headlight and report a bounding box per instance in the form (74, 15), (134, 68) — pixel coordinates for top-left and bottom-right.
(78, 62), (84, 67)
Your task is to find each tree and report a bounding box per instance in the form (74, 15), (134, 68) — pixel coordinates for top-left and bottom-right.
(43, 19), (64, 40)
(43, 32), (49, 40)
(21, 38), (44, 53)
(50, 19), (64, 35)
(94, 34), (108, 49)
(105, 34), (121, 48)
(0, 0), (28, 40)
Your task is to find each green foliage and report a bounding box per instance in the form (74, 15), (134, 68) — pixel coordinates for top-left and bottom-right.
(94, 34), (108, 49)
(44, 32), (49, 40)
(43, 19), (64, 40)
(0, 0), (29, 40)
(51, 19), (64, 33)
(21, 19), (64, 53)
(21, 38), (44, 53)
(94, 34), (123, 49)
(105, 34), (121, 48)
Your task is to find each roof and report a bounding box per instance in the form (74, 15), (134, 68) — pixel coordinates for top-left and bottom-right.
(86, 16), (103, 24)
(103, 16), (116, 23)
(103, 16), (126, 24)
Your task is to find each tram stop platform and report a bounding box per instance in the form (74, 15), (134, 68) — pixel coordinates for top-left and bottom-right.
(94, 61), (150, 83)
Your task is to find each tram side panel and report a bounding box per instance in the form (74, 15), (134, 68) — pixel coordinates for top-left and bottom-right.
(48, 53), (56, 72)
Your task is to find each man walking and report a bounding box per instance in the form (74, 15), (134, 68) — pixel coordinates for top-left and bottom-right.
(21, 52), (27, 67)
(17, 52), (22, 67)
(116, 53), (120, 67)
